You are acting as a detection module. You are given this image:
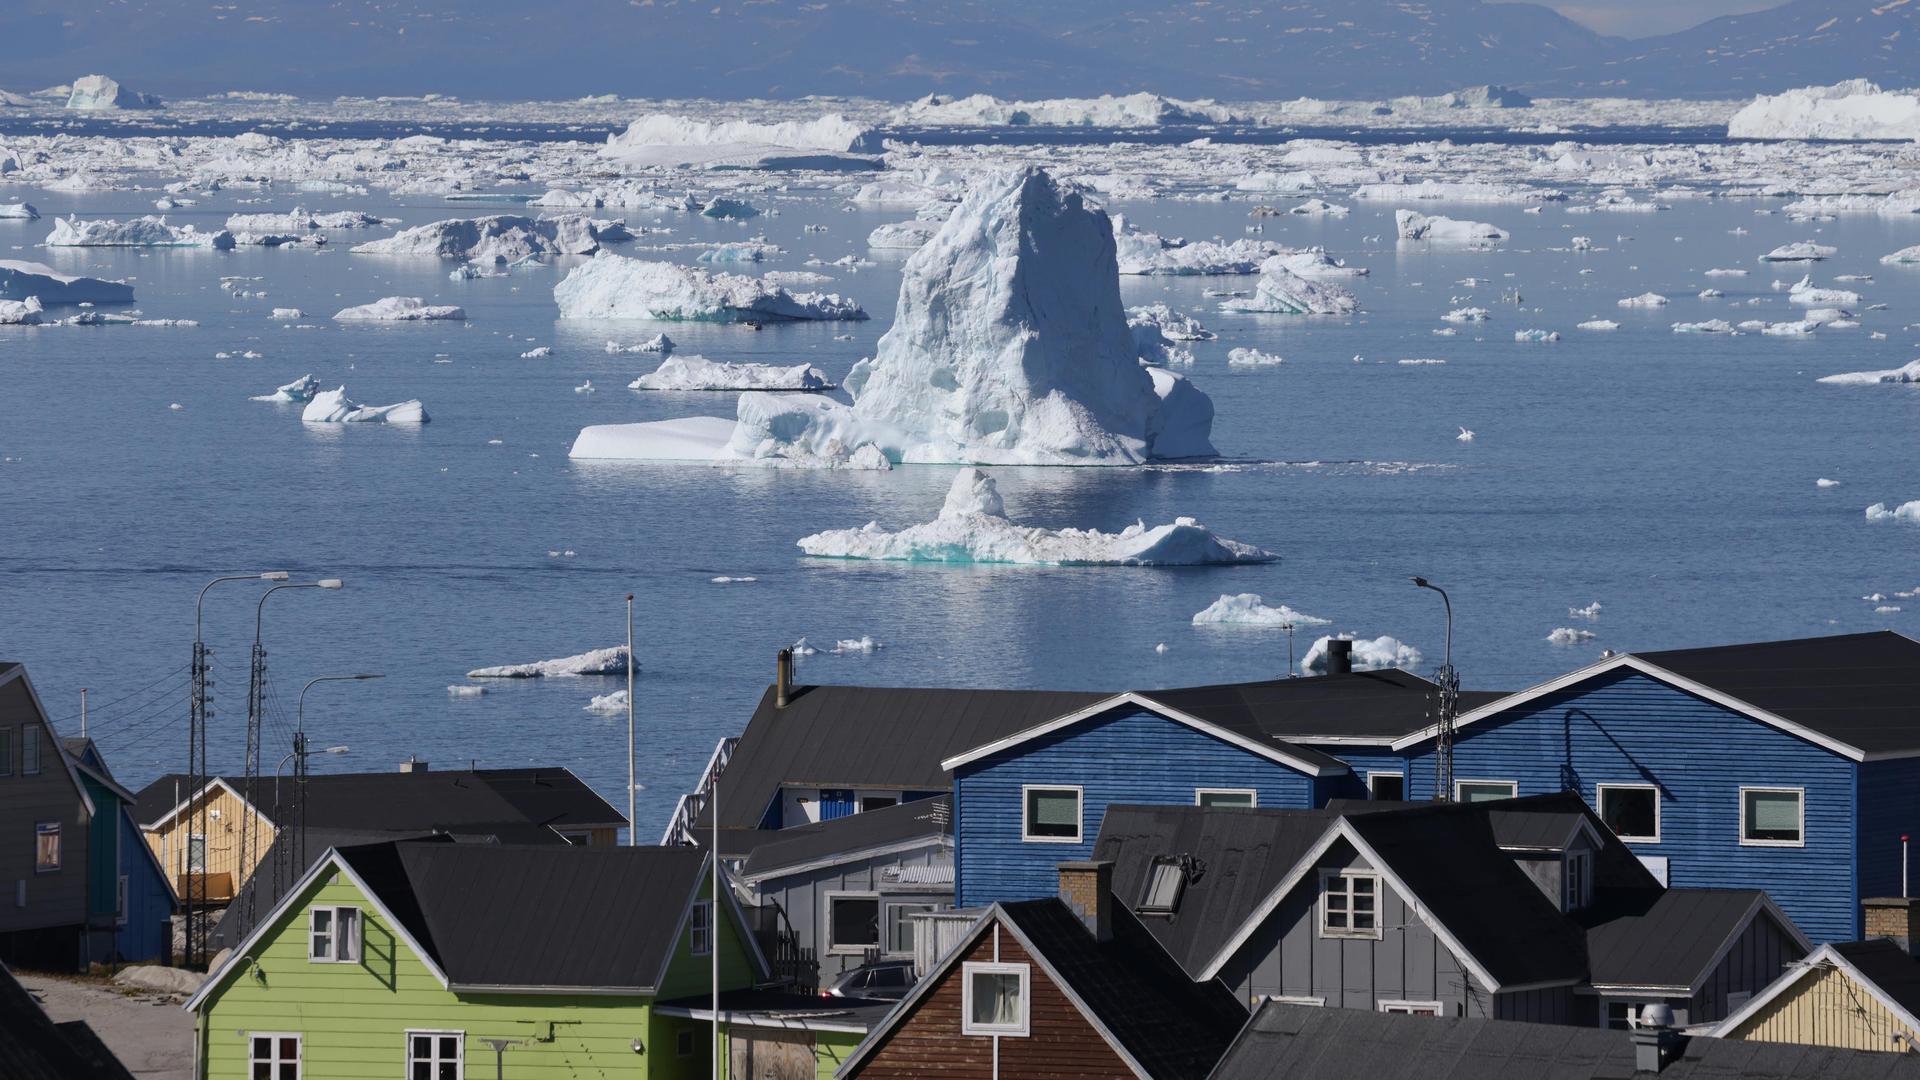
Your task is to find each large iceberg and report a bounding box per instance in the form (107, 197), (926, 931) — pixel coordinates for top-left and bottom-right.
(1191, 594), (1331, 627)
(466, 645), (632, 678)
(1218, 256), (1359, 315)
(601, 114), (879, 171)
(1395, 210), (1506, 243)
(629, 355), (833, 391)
(1817, 359), (1920, 385)
(301, 386), (429, 423)
(46, 216), (234, 250)
(1728, 82), (1920, 141)
(0, 297), (44, 325)
(555, 255), (866, 322)
(65, 75), (161, 111)
(226, 208), (392, 232)
(570, 168), (1216, 466)
(1301, 634), (1423, 673)
(796, 468), (1275, 565)
(334, 297), (466, 321)
(895, 92), (1236, 128)
(0, 260), (135, 304)
(354, 215), (621, 261)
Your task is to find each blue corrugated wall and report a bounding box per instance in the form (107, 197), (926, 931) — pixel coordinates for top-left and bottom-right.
(1310, 747), (1415, 801)
(1857, 756), (1920, 906)
(1401, 670), (1861, 942)
(954, 705), (1323, 907)
(115, 809), (175, 962)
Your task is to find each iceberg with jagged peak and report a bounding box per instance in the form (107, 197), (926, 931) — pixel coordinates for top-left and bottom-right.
(1218, 256), (1359, 315)
(301, 386), (429, 423)
(797, 468), (1274, 565)
(571, 167), (1218, 466)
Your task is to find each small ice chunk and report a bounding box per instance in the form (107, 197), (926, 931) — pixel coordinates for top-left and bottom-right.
(1227, 347), (1284, 366)
(333, 297), (466, 321)
(467, 645), (633, 678)
(1395, 210), (1507, 243)
(831, 636), (880, 653)
(250, 374), (320, 403)
(1569, 601), (1602, 619)
(301, 386), (429, 424)
(1760, 241), (1836, 263)
(446, 685), (485, 697)
(1816, 478), (1840, 487)
(1865, 501), (1920, 523)
(1191, 594), (1330, 627)
(1547, 627), (1597, 645)
(583, 690), (630, 714)
(1443, 307), (1490, 323)
(1514, 329), (1560, 342)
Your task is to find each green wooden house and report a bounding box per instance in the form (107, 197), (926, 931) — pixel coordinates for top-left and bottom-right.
(185, 837), (870, 1079)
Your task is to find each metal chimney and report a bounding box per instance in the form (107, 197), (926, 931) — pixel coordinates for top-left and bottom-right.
(1328, 638), (1354, 676)
(775, 648), (794, 708)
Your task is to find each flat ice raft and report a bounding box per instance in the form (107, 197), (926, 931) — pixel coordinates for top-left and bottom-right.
(0, 260), (135, 303)
(794, 468), (1276, 566)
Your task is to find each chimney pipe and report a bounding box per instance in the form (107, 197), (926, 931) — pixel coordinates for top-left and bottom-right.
(1864, 896), (1920, 958)
(1631, 1004), (1683, 1073)
(1328, 638), (1353, 676)
(775, 648), (794, 708)
(400, 755), (428, 774)
(1057, 860), (1113, 944)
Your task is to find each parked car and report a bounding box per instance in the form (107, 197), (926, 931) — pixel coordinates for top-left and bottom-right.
(824, 959), (918, 1001)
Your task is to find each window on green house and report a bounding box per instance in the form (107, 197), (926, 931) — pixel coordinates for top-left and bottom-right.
(676, 1029), (696, 1057)
(249, 1033), (300, 1080)
(309, 906), (362, 963)
(690, 900), (712, 956)
(407, 1031), (463, 1080)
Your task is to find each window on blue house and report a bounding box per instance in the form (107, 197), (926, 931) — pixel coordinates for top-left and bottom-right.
(1456, 780), (1517, 804)
(1022, 786), (1082, 842)
(1368, 773), (1405, 800)
(1196, 789), (1256, 809)
(1741, 788), (1803, 846)
(1597, 784), (1660, 842)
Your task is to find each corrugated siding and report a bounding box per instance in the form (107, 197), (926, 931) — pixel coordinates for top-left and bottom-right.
(116, 809), (175, 963)
(1688, 910), (1804, 1025)
(1724, 961), (1920, 1052)
(1402, 671), (1860, 943)
(1310, 747), (1414, 802)
(1856, 757), (1920, 901)
(954, 706), (1319, 907)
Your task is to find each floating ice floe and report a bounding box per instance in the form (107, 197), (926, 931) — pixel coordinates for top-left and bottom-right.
(520, 346), (551, 359)
(1111, 215), (1282, 275)
(867, 221), (939, 250)
(1577, 319), (1620, 331)
(700, 198), (760, 220)
(1514, 329), (1559, 342)
(796, 468), (1275, 565)
(607, 333), (675, 354)
(467, 645), (633, 678)
(301, 386), (429, 423)
(1617, 292), (1669, 308)
(1272, 250), (1368, 279)
(1218, 256), (1359, 315)
(250, 374), (320, 403)
(1817, 478), (1841, 487)
(831, 637), (881, 654)
(1882, 245), (1920, 266)
(1191, 594), (1329, 627)
(571, 167), (1216, 467)
(1288, 199), (1350, 216)
(629, 355), (834, 391)
(583, 690), (629, 715)
(1443, 308), (1490, 323)
(1727, 81), (1920, 141)
(0, 260), (135, 304)
(446, 685), (485, 698)
(270, 308), (304, 320)
(0, 203), (39, 220)
(1788, 275), (1860, 306)
(1547, 627), (1597, 645)
(333, 297), (466, 321)
(895, 91), (1235, 127)
(1865, 501), (1920, 523)
(1761, 241), (1836, 262)
(226, 208), (391, 232)
(46, 215), (233, 250)
(555, 255), (866, 322)
(1672, 320), (1734, 334)
(1569, 601), (1602, 618)
(1228, 348), (1284, 366)
(352, 214), (624, 261)
(0, 296), (45, 325)
(1395, 210), (1506, 243)
(1300, 635), (1422, 673)
(600, 113), (880, 171)
(1817, 359), (1920, 385)
(65, 74), (161, 111)
(1357, 181), (1560, 204)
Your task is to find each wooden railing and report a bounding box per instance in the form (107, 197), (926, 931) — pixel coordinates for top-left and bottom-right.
(659, 736), (739, 846)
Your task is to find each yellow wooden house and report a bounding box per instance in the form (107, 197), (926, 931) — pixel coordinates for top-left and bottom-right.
(1712, 900), (1920, 1054)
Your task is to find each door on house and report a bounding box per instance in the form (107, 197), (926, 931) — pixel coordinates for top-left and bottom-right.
(729, 1029), (815, 1080)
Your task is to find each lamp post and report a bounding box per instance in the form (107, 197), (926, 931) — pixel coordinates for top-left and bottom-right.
(239, 580), (343, 933)
(273, 741), (350, 898)
(626, 594), (636, 847)
(185, 570), (287, 969)
(1410, 577), (1458, 803)
(294, 673), (380, 874)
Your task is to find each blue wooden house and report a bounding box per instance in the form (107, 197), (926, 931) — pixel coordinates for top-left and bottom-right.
(63, 738), (177, 963)
(1385, 632), (1920, 944)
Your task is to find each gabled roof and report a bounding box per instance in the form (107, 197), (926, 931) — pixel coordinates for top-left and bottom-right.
(705, 683), (1109, 833)
(1212, 1000), (1920, 1080)
(836, 901), (1246, 1080)
(0, 666), (96, 821)
(739, 795), (952, 884)
(1147, 670), (1508, 745)
(135, 766), (624, 834)
(1712, 939), (1920, 1042)
(1393, 631), (1920, 760)
(1579, 888), (1810, 993)
(939, 691), (1349, 776)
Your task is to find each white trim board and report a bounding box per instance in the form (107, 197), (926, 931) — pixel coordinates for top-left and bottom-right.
(940, 691), (1348, 777)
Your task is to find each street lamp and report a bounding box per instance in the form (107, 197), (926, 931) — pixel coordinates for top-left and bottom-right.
(293, 673), (378, 874)
(273, 741), (351, 899)
(1410, 577), (1459, 802)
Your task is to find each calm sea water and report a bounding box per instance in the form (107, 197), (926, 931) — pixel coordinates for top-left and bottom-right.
(2, 174), (1916, 838)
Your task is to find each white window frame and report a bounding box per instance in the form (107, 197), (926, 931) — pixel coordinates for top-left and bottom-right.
(689, 900), (712, 956)
(882, 901), (936, 956)
(1319, 869), (1383, 940)
(21, 727), (39, 776)
(1378, 1000), (1446, 1016)
(34, 821), (61, 873)
(1020, 784), (1083, 844)
(116, 875), (129, 926)
(1739, 786), (1806, 848)
(308, 905), (363, 963)
(1195, 788), (1258, 808)
(248, 1032), (302, 1080)
(1455, 779), (1518, 803)
(1367, 772), (1406, 800)
(1595, 783), (1661, 843)
(405, 1029), (464, 1080)
(185, 834), (208, 874)
(824, 891), (882, 955)
(1564, 849), (1593, 911)
(961, 961), (1031, 1037)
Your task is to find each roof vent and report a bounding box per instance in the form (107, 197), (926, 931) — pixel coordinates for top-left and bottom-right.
(400, 756), (429, 774)
(1327, 638), (1353, 676)
(775, 648), (794, 709)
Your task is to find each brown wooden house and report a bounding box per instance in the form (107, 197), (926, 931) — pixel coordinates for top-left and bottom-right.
(837, 860), (1247, 1080)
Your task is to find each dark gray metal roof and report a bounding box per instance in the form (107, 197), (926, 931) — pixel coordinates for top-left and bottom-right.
(1149, 670), (1508, 743)
(1486, 808), (1590, 851)
(704, 683), (1107, 834)
(739, 795), (950, 882)
(1833, 938), (1920, 1019)
(336, 840), (709, 990)
(1638, 631), (1920, 756)
(1580, 888), (1784, 990)
(1000, 900), (1250, 1080)
(1211, 1001), (1920, 1080)
(135, 766), (625, 833)
(1, 966), (136, 1080)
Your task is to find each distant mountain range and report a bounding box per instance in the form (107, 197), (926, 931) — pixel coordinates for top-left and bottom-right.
(0, 0), (1912, 103)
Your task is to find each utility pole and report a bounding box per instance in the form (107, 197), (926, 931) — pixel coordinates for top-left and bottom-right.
(712, 779), (721, 1080)
(1411, 577), (1458, 802)
(627, 594), (636, 846)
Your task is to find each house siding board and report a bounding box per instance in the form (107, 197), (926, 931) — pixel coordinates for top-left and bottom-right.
(79, 775), (119, 919)
(1310, 747), (1411, 801)
(0, 676), (91, 950)
(1402, 671), (1861, 942)
(1857, 757), (1920, 903)
(1220, 844), (1492, 1017)
(142, 782), (275, 894)
(1493, 986), (1578, 1024)
(748, 843), (952, 984)
(954, 706), (1318, 907)
(846, 923), (1136, 1079)
(116, 809), (174, 963)
(1686, 911), (1803, 1025)
(1723, 961), (1920, 1051)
